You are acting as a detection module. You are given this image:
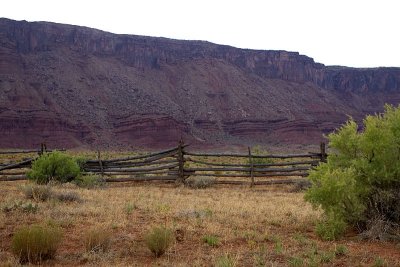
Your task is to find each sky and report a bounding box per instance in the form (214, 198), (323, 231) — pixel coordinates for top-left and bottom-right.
(1, 0), (399, 68)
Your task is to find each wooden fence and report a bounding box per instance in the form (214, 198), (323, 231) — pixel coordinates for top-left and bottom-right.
(0, 143), (59, 181)
(0, 141), (327, 186)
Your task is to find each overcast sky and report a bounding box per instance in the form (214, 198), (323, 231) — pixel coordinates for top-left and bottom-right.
(1, 0), (399, 68)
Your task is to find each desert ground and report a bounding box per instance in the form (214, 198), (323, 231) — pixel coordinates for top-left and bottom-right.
(1, 180), (399, 266)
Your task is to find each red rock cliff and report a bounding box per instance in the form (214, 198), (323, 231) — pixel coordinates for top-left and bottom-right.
(0, 18), (399, 149)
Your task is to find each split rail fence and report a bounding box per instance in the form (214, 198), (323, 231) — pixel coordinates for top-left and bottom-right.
(0, 141), (327, 186)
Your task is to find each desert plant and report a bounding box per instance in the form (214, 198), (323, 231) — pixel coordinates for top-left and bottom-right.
(22, 184), (53, 201)
(73, 174), (104, 189)
(185, 176), (215, 189)
(144, 226), (173, 257)
(319, 250), (335, 263)
(287, 256), (304, 267)
(305, 104), (400, 240)
(27, 151), (81, 184)
(215, 254), (236, 267)
(2, 201), (38, 213)
(315, 213), (347, 241)
(373, 257), (388, 267)
(334, 244), (348, 256)
(56, 191), (81, 202)
(84, 227), (111, 252)
(202, 235), (220, 247)
(124, 202), (137, 215)
(11, 224), (62, 264)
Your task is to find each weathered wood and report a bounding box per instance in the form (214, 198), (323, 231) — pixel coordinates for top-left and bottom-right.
(177, 139), (185, 183)
(85, 159), (177, 169)
(0, 149), (65, 155)
(0, 171), (27, 175)
(186, 158), (319, 167)
(184, 166), (310, 173)
(248, 147), (254, 187)
(106, 158), (177, 167)
(0, 159), (34, 171)
(93, 170), (179, 176)
(320, 142), (327, 162)
(185, 151), (314, 159)
(85, 163), (179, 173)
(184, 172), (308, 177)
(0, 150), (38, 154)
(85, 146), (180, 163)
(254, 179), (308, 185)
(0, 175), (28, 181)
(215, 179), (307, 185)
(97, 150), (104, 176)
(104, 175), (177, 182)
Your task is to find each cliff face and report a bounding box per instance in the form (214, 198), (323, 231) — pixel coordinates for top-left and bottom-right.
(1, 18), (399, 149)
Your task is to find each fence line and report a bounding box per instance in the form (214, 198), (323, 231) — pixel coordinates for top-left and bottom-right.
(0, 141), (327, 186)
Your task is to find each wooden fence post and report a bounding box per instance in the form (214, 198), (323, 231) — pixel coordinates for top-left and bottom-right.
(38, 143), (46, 156)
(248, 147), (254, 187)
(97, 150), (104, 176)
(320, 142), (327, 163)
(177, 139), (185, 184)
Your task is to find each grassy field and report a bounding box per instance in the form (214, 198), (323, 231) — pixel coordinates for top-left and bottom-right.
(0, 181), (399, 266)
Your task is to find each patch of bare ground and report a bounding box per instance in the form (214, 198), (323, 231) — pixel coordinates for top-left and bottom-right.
(0, 181), (399, 266)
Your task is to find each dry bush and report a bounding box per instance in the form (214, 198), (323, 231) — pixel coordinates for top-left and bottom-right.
(22, 184), (53, 201)
(55, 191), (82, 203)
(185, 176), (215, 189)
(145, 226), (173, 257)
(84, 227), (111, 253)
(11, 224), (62, 264)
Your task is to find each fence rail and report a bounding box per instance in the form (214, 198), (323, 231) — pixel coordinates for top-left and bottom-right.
(0, 141), (327, 186)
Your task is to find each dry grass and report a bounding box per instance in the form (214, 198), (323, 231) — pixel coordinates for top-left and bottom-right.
(0, 181), (399, 266)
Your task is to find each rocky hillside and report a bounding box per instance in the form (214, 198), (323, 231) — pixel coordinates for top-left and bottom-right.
(1, 18), (399, 149)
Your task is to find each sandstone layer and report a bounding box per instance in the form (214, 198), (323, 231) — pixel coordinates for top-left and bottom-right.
(0, 18), (399, 149)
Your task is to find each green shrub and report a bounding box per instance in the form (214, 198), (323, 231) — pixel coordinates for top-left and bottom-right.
(22, 184), (53, 201)
(373, 257), (388, 267)
(202, 235), (220, 247)
(334, 244), (348, 256)
(287, 256), (304, 267)
(319, 250), (335, 263)
(28, 151), (81, 184)
(305, 104), (400, 240)
(144, 226), (173, 257)
(250, 146), (274, 166)
(73, 174), (105, 189)
(84, 227), (111, 252)
(11, 224), (62, 264)
(215, 254), (236, 267)
(185, 176), (215, 189)
(315, 213), (347, 241)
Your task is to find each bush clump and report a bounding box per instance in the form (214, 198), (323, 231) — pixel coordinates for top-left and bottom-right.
(305, 104), (400, 240)
(144, 226), (173, 257)
(73, 174), (105, 189)
(28, 151), (81, 184)
(185, 176), (215, 189)
(11, 224), (62, 264)
(22, 184), (53, 201)
(202, 235), (220, 247)
(84, 227), (111, 252)
(56, 191), (82, 202)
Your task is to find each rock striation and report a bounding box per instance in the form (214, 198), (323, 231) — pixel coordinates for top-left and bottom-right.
(0, 18), (399, 149)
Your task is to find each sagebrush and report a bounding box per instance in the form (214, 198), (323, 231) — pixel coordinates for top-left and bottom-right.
(305, 104), (400, 240)
(144, 226), (173, 257)
(11, 224), (62, 264)
(28, 151), (81, 184)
